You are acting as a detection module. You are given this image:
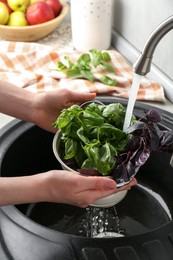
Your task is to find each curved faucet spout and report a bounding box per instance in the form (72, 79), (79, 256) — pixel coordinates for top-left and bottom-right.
(134, 15), (173, 76)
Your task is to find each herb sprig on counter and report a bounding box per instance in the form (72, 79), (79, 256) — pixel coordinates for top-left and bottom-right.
(56, 49), (116, 86)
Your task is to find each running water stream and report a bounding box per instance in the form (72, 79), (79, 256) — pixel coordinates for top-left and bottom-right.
(81, 206), (125, 238)
(123, 74), (142, 132)
(82, 75), (142, 238)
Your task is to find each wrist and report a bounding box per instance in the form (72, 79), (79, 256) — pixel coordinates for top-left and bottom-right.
(0, 173), (52, 206)
(0, 81), (36, 123)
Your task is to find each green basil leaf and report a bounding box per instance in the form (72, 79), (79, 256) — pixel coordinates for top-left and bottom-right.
(101, 52), (111, 62)
(64, 56), (74, 69)
(64, 138), (77, 159)
(77, 53), (91, 65)
(57, 61), (67, 72)
(74, 142), (87, 167)
(89, 49), (102, 67)
(66, 67), (81, 78)
(81, 158), (96, 170)
(80, 70), (95, 81)
(82, 110), (104, 126)
(101, 61), (115, 72)
(102, 103), (126, 128)
(95, 160), (111, 175)
(56, 105), (82, 129)
(100, 75), (116, 86)
(77, 127), (90, 144)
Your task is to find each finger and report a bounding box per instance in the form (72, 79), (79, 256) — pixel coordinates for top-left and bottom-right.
(116, 178), (138, 191)
(80, 178), (137, 206)
(68, 92), (96, 104)
(77, 175), (137, 192)
(72, 177), (137, 207)
(76, 184), (127, 206)
(78, 175), (117, 191)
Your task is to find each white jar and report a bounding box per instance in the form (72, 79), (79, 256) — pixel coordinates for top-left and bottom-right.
(71, 0), (113, 51)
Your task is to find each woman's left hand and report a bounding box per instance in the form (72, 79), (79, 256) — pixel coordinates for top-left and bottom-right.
(32, 89), (96, 132)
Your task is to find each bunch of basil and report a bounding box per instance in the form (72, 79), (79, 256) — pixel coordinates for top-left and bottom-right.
(56, 49), (116, 86)
(53, 103), (173, 185)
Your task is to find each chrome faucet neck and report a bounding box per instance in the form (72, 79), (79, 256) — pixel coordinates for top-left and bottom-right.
(133, 15), (173, 76)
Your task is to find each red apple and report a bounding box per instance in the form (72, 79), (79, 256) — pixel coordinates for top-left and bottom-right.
(45, 0), (62, 17)
(26, 2), (55, 25)
(0, 0), (13, 14)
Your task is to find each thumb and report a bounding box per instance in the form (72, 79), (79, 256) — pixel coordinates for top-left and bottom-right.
(81, 176), (116, 191)
(69, 92), (96, 103)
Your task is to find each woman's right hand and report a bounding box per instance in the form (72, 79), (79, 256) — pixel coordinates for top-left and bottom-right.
(0, 170), (137, 207)
(44, 170), (137, 208)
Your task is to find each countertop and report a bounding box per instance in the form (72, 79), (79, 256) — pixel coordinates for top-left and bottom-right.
(0, 19), (172, 130)
(0, 20), (73, 130)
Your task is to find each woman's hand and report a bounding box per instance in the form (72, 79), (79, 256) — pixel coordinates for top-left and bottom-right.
(0, 169), (137, 207)
(0, 81), (96, 133)
(31, 89), (96, 132)
(44, 170), (137, 208)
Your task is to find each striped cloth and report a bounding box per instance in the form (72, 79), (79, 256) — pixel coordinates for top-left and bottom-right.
(0, 41), (165, 102)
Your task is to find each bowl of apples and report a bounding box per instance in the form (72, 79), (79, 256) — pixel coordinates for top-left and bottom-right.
(0, 0), (69, 42)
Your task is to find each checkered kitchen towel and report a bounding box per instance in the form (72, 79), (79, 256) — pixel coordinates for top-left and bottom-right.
(0, 41), (165, 102)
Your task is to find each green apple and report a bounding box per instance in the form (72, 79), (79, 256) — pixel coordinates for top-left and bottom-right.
(0, 2), (9, 24)
(8, 11), (28, 26)
(7, 0), (30, 12)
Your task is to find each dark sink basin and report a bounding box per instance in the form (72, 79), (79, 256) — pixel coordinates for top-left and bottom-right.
(0, 97), (173, 260)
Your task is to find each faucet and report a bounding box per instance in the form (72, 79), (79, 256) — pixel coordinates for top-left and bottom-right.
(133, 15), (173, 168)
(133, 15), (173, 76)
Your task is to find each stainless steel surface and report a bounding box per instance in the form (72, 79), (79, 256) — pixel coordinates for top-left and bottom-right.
(80, 100), (104, 108)
(134, 15), (173, 76)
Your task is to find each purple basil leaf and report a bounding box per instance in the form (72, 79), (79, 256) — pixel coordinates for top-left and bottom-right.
(147, 128), (160, 150)
(112, 164), (130, 184)
(127, 136), (142, 152)
(146, 109), (162, 123)
(78, 168), (99, 176)
(159, 131), (173, 152)
(132, 148), (151, 167)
